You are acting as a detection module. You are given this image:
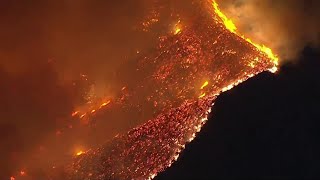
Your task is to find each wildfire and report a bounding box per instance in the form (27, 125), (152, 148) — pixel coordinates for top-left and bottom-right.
(212, 0), (279, 66)
(65, 0), (279, 179)
(14, 0), (281, 180)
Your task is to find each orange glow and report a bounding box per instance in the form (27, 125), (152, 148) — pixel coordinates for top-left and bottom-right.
(91, 109), (96, 113)
(212, 0), (279, 66)
(10, 177), (15, 180)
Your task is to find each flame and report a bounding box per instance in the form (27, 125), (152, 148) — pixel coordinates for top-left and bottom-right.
(99, 100), (111, 109)
(212, 0), (279, 66)
(173, 20), (182, 35)
(174, 27), (181, 35)
(76, 151), (85, 156)
(200, 81), (209, 89)
(212, 1), (237, 33)
(199, 93), (206, 98)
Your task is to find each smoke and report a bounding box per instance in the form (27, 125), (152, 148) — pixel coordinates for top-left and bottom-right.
(0, 0), (197, 177)
(217, 0), (320, 62)
(0, 0), (149, 177)
(0, 63), (74, 178)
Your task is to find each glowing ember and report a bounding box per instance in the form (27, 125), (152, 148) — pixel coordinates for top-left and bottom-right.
(71, 111), (79, 117)
(79, 113), (86, 119)
(99, 100), (111, 109)
(76, 151), (85, 156)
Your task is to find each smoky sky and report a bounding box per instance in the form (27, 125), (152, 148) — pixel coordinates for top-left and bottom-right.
(0, 0), (149, 177)
(217, 0), (320, 61)
(0, 0), (195, 177)
(0, 0), (164, 85)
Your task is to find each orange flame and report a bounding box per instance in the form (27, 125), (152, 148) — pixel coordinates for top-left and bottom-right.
(212, 0), (279, 66)
(76, 151), (85, 156)
(173, 20), (182, 35)
(99, 100), (111, 109)
(200, 81), (209, 89)
(198, 93), (206, 98)
(174, 27), (181, 35)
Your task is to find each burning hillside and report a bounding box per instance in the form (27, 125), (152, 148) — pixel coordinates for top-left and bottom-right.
(10, 0), (278, 179)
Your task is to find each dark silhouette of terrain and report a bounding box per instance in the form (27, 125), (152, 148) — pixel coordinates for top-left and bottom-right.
(156, 47), (320, 180)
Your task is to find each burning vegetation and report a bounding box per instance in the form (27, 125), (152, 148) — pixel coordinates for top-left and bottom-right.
(10, 0), (278, 179)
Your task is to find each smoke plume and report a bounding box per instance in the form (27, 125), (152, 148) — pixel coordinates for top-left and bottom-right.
(217, 0), (320, 62)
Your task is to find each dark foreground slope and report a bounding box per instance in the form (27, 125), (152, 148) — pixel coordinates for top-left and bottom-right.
(156, 47), (320, 180)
